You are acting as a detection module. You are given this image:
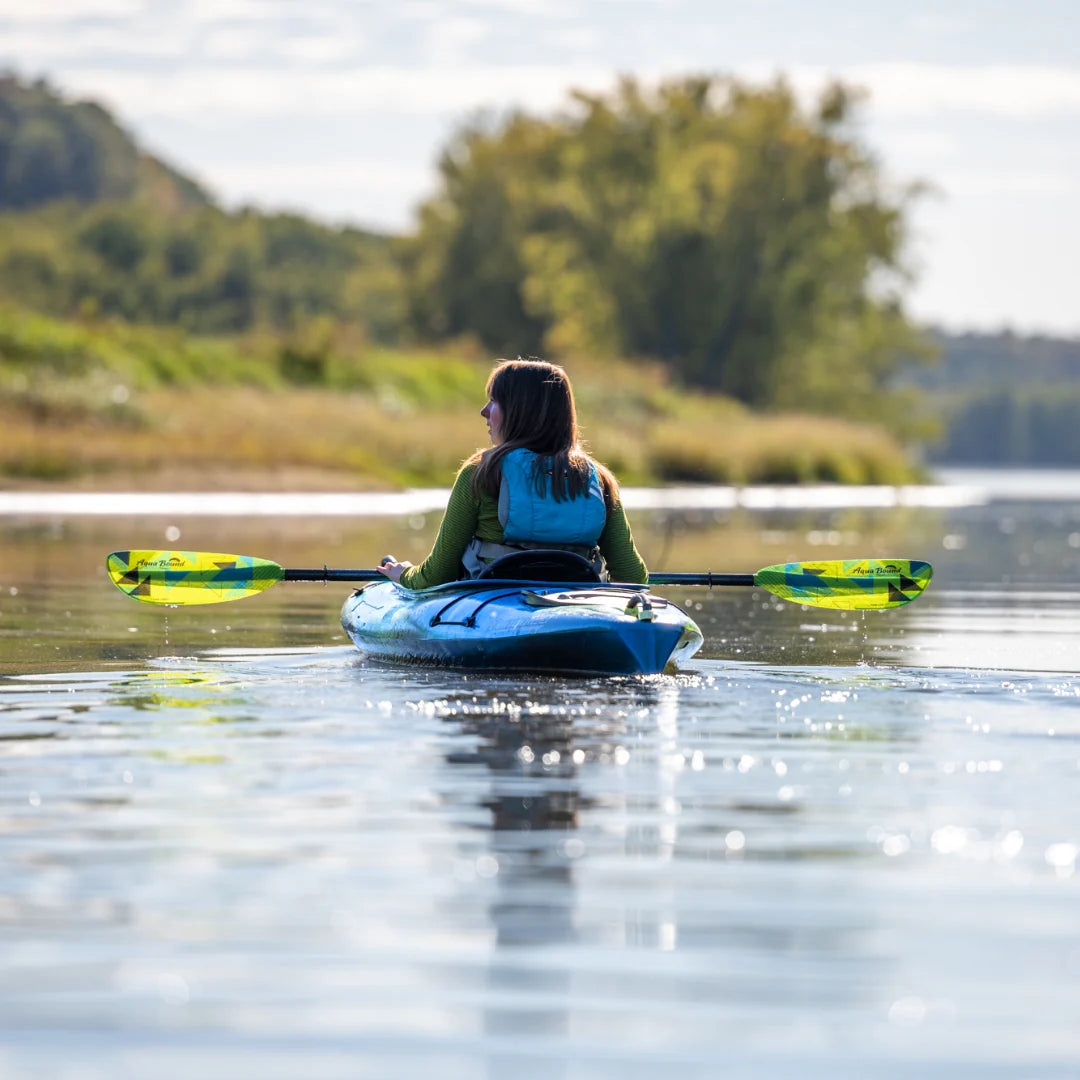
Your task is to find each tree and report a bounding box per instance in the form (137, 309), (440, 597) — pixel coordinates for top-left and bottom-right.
(404, 120), (549, 355)
(406, 76), (931, 418)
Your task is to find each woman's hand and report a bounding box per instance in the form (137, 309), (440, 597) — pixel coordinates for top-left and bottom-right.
(377, 555), (413, 582)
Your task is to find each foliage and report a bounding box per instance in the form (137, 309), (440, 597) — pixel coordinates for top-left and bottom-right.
(0, 305), (271, 385)
(406, 76), (933, 418)
(0, 305), (274, 432)
(0, 202), (404, 337)
(0, 73), (208, 211)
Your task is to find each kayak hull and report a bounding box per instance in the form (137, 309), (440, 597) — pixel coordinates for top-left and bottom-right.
(341, 579), (703, 676)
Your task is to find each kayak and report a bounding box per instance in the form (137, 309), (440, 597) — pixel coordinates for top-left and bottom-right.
(340, 578), (704, 676)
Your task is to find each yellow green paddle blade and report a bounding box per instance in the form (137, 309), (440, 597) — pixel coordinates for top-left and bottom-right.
(106, 550), (285, 606)
(754, 559), (933, 610)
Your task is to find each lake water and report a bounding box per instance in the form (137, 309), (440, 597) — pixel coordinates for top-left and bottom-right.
(2, 470), (1079, 1079)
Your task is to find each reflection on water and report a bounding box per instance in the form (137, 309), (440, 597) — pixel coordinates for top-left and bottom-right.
(1, 488), (1080, 1077)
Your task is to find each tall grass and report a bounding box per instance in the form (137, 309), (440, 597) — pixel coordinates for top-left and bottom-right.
(646, 413), (915, 486)
(0, 306), (922, 488)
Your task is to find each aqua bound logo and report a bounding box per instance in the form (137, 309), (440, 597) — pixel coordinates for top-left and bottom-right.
(135, 555), (186, 569)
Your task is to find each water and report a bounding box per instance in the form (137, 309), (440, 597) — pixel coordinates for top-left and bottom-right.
(2, 473), (1079, 1079)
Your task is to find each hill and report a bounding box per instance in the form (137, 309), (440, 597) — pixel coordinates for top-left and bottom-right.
(0, 73), (401, 339)
(0, 73), (210, 213)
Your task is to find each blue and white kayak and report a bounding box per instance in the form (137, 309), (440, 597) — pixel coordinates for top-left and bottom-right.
(341, 579), (703, 676)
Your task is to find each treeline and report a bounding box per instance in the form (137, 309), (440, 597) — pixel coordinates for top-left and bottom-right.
(0, 202), (403, 338)
(895, 331), (1080, 464)
(936, 387), (1080, 464)
(0, 72), (931, 426)
(911, 331), (1080, 389)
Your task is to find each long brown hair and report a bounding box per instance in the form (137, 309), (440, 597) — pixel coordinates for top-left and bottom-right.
(470, 358), (618, 504)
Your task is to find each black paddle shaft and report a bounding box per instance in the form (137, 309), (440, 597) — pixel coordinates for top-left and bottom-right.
(647, 572), (755, 587)
(283, 567), (383, 582)
(282, 568), (755, 587)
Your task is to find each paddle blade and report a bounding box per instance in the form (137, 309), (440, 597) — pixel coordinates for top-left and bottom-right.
(754, 559), (933, 610)
(106, 550), (285, 606)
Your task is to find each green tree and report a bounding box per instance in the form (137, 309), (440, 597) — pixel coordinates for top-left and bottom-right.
(407, 76), (931, 418)
(78, 210), (149, 270)
(405, 120), (549, 355)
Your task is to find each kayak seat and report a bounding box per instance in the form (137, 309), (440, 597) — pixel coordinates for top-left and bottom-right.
(477, 549), (602, 583)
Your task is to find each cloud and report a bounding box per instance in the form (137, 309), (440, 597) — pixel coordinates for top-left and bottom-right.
(905, 13), (973, 37)
(199, 26), (282, 61)
(0, 25), (190, 61)
(209, 157), (434, 193)
(547, 26), (602, 52)
(277, 33), (362, 65)
(51, 62), (624, 123)
(2, 13), (365, 67)
(170, 0), (275, 23)
(204, 157), (440, 229)
(936, 169), (1077, 199)
(419, 15), (492, 65)
(439, 0), (576, 14)
(0, 0), (146, 18)
(802, 62), (1080, 119)
(879, 129), (959, 161)
(394, 0), (575, 22)
(44, 58), (1080, 140)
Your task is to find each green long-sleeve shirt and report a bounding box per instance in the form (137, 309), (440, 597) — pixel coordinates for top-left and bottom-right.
(400, 461), (648, 589)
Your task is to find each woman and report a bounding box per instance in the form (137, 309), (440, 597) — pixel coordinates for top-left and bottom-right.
(378, 358), (648, 588)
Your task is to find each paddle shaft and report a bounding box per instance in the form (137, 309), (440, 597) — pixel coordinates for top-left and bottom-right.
(283, 567), (383, 582)
(280, 567), (755, 587)
(648, 572), (755, 587)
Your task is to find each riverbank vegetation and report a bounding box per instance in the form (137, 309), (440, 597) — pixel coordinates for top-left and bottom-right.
(0, 306), (916, 488)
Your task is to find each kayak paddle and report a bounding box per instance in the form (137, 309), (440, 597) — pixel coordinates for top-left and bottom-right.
(106, 550), (932, 611)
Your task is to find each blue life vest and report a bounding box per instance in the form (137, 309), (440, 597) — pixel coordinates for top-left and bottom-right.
(498, 447), (607, 545)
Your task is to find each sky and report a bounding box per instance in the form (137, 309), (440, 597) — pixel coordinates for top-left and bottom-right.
(1, 0), (1078, 337)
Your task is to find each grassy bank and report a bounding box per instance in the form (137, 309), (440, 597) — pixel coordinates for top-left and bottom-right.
(0, 307), (922, 489)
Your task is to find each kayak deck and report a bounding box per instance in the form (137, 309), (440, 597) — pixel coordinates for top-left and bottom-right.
(341, 578), (703, 676)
